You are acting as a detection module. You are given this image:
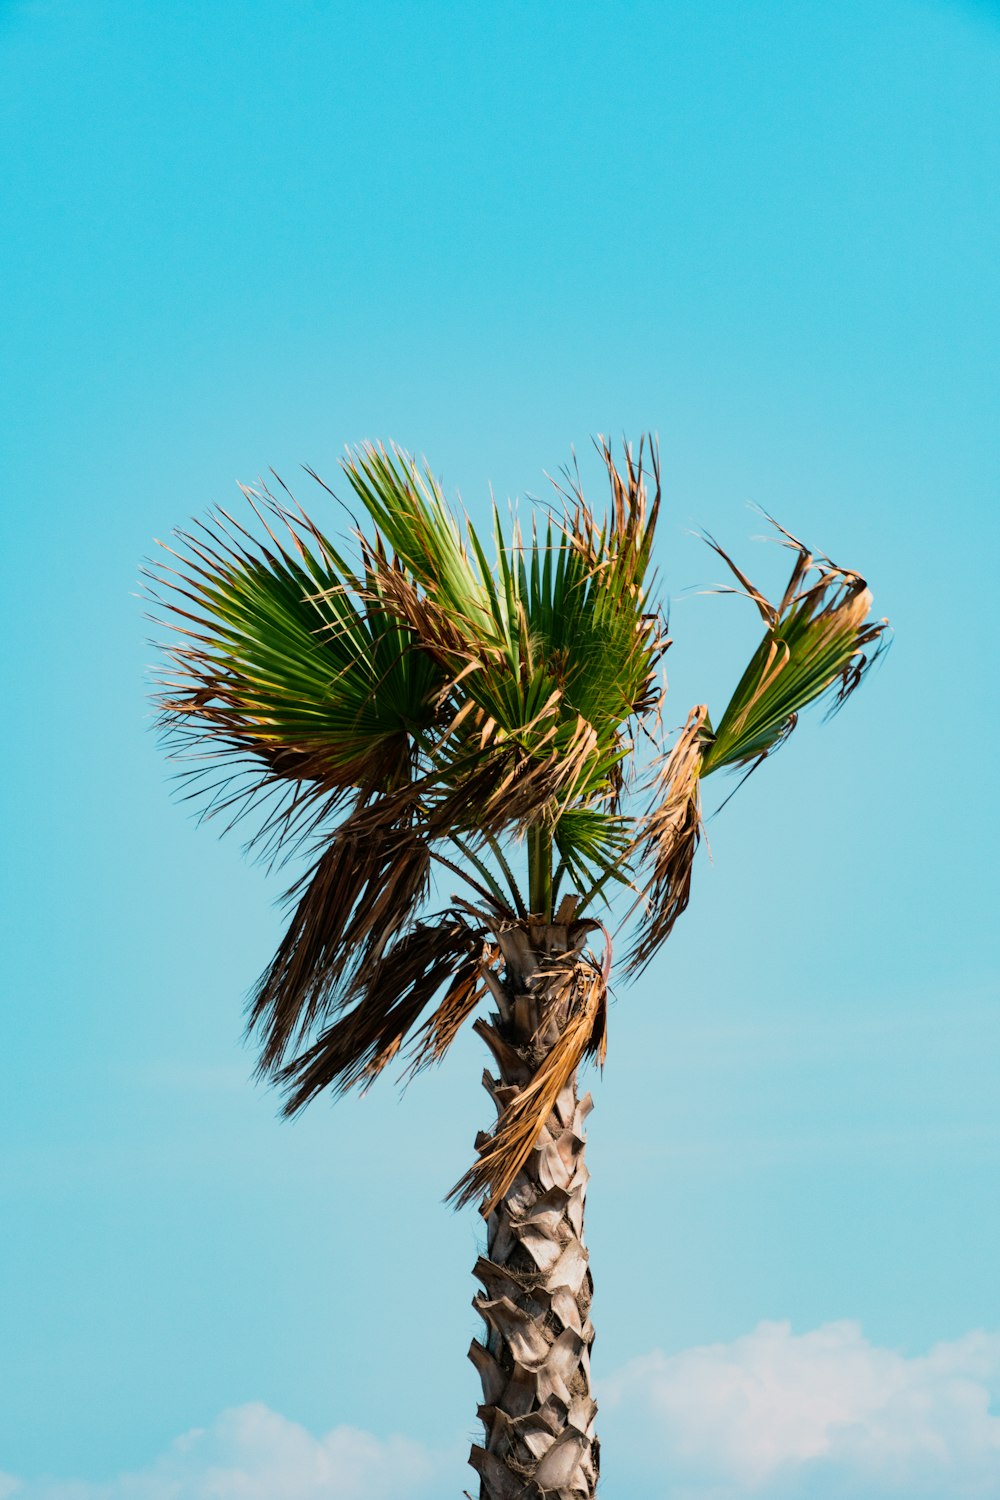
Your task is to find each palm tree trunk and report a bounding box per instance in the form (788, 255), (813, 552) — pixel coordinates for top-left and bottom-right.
(468, 920), (599, 1500)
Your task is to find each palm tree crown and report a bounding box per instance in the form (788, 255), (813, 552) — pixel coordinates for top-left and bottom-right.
(147, 437), (886, 1209)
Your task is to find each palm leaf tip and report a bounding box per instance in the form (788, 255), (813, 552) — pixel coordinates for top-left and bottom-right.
(700, 529), (889, 776)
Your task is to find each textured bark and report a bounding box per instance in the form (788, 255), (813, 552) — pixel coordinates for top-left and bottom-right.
(468, 921), (599, 1500)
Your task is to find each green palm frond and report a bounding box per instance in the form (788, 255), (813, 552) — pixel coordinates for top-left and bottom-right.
(342, 444), (502, 655)
(346, 439), (665, 825)
(699, 526), (888, 774)
(544, 437), (665, 728)
(146, 492), (447, 845)
(553, 807), (634, 912)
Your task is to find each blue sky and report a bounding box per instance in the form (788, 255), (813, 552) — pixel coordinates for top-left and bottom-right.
(1, 1), (998, 1495)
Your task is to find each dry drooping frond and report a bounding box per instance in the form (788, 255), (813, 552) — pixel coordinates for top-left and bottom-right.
(247, 795), (431, 1076)
(276, 913), (485, 1112)
(404, 939), (496, 1077)
(450, 945), (608, 1215)
(626, 704), (710, 975)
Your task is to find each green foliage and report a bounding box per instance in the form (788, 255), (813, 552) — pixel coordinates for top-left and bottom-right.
(699, 531), (886, 775)
(147, 438), (887, 1110)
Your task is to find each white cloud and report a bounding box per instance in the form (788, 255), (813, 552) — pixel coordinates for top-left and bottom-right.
(603, 1321), (1000, 1498)
(2, 1405), (439, 1500)
(6, 1327), (1000, 1500)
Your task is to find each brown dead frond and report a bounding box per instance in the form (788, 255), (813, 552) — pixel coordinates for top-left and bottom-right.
(404, 937), (499, 1077)
(358, 551), (489, 672)
(276, 914), (485, 1113)
(556, 435), (661, 586)
(427, 711), (600, 843)
(597, 432), (661, 575)
(448, 949), (608, 1216)
(247, 792), (431, 1076)
(625, 704), (710, 975)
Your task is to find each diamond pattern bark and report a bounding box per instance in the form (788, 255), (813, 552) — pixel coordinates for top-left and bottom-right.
(468, 921), (600, 1500)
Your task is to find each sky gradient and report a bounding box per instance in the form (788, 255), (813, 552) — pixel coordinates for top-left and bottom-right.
(2, 1), (998, 1495)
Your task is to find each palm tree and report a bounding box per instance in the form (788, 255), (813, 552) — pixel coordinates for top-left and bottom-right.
(147, 438), (886, 1500)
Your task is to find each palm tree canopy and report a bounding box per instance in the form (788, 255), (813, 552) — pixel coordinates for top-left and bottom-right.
(147, 437), (887, 1179)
